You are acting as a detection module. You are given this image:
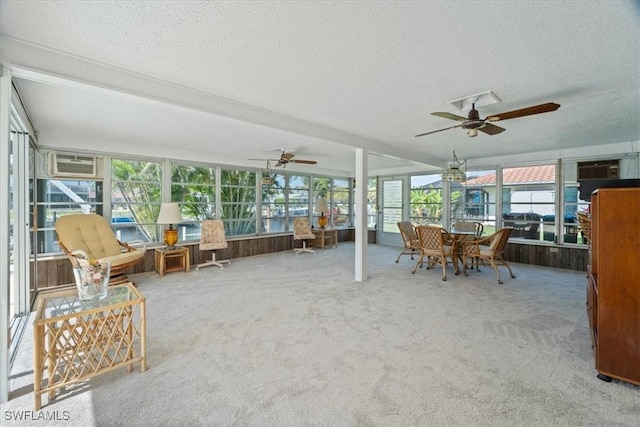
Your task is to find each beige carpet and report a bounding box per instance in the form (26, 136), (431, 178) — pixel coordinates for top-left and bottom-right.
(2, 243), (638, 426)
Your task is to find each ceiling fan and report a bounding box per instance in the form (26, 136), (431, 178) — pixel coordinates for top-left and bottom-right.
(249, 149), (317, 168)
(415, 102), (560, 138)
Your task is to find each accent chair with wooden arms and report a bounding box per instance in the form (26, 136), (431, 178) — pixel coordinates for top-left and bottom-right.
(196, 219), (231, 270)
(55, 214), (146, 285)
(396, 221), (419, 263)
(461, 227), (515, 284)
(413, 225), (455, 280)
(293, 217), (315, 255)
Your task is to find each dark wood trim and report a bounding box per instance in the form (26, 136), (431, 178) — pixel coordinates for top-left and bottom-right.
(34, 231), (585, 292)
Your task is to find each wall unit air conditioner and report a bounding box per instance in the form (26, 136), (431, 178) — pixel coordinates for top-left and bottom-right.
(48, 153), (97, 178)
(577, 160), (619, 181)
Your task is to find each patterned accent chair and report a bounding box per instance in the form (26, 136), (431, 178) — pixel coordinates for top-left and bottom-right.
(293, 217), (316, 254)
(413, 225), (455, 281)
(55, 214), (146, 285)
(196, 220), (231, 270)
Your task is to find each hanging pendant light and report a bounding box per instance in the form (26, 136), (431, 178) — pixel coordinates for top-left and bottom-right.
(261, 160), (274, 186)
(442, 151), (467, 182)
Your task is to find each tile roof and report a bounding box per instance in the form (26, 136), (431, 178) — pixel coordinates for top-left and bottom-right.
(466, 165), (556, 186)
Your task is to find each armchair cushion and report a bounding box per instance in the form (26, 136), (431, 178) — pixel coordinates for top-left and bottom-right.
(55, 214), (146, 284)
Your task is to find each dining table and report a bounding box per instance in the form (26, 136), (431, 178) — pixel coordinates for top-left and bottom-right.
(448, 230), (480, 274)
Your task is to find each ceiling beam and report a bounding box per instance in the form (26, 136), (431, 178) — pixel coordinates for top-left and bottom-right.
(0, 36), (446, 168)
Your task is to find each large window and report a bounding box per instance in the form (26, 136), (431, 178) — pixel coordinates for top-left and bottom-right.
(220, 169), (256, 237)
(35, 179), (104, 253)
(410, 174), (443, 226)
(502, 164), (555, 241)
(261, 172), (286, 233)
(455, 168), (497, 235)
(332, 178), (350, 227)
(367, 178), (377, 229)
(111, 158), (162, 244)
(288, 174), (309, 230)
(171, 163), (216, 241)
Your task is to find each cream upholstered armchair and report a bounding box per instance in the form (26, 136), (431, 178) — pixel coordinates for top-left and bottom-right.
(55, 214), (146, 285)
(196, 219), (231, 270)
(293, 217), (315, 254)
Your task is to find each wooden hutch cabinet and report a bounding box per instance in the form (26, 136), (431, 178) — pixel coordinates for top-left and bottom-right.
(586, 187), (640, 385)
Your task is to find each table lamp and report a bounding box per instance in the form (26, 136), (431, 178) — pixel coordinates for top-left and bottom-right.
(316, 198), (329, 229)
(157, 202), (183, 249)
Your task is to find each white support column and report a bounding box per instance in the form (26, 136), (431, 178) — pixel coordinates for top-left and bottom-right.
(355, 149), (368, 282)
(0, 66), (12, 404)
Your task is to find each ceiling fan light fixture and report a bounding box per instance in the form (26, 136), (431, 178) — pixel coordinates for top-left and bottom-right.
(467, 128), (478, 137)
(449, 90), (501, 111)
(442, 151), (467, 182)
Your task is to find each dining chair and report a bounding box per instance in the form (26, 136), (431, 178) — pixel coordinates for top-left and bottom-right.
(576, 211), (590, 244)
(413, 225), (455, 281)
(395, 221), (420, 262)
(461, 227), (515, 284)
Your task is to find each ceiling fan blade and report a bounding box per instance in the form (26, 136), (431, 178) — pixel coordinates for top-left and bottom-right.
(478, 123), (506, 135)
(431, 112), (466, 121)
(415, 124), (464, 137)
(282, 152), (295, 160)
(289, 159), (317, 165)
(488, 102), (560, 121)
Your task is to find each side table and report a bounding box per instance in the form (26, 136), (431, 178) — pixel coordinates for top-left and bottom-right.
(33, 283), (146, 410)
(312, 228), (338, 249)
(155, 247), (190, 276)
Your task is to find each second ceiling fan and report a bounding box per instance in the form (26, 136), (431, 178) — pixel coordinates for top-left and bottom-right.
(415, 102), (560, 138)
(249, 149), (317, 168)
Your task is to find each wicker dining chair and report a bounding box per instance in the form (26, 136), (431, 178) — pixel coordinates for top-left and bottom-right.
(461, 227), (515, 284)
(576, 211), (591, 244)
(413, 225), (455, 281)
(396, 221), (420, 262)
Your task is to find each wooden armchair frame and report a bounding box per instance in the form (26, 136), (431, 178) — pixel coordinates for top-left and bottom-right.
(413, 225), (455, 281)
(55, 214), (146, 285)
(395, 221), (420, 262)
(461, 227), (515, 284)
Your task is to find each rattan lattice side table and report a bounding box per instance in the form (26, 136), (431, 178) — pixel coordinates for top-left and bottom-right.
(33, 283), (146, 410)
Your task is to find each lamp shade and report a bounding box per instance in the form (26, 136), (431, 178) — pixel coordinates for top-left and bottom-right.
(157, 202), (183, 225)
(442, 167), (467, 182)
(315, 198), (329, 214)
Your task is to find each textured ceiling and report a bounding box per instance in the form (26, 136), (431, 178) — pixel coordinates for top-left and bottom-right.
(1, 1), (639, 175)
